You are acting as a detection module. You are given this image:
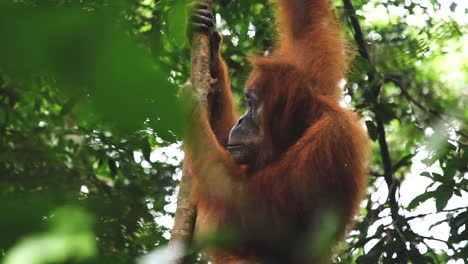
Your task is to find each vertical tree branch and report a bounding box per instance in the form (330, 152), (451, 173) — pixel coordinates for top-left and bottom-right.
(342, 0), (400, 226)
(169, 1), (213, 263)
(342, 1), (424, 259)
(168, 164), (196, 255)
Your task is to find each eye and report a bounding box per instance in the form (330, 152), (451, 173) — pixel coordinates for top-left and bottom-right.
(244, 94), (252, 108)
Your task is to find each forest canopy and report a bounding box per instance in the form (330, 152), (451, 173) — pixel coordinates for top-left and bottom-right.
(0, 0), (466, 263)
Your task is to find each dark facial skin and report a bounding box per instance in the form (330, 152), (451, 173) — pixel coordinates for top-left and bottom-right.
(228, 90), (263, 164)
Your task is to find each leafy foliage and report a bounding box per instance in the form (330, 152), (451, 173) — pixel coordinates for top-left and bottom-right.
(0, 0), (466, 263)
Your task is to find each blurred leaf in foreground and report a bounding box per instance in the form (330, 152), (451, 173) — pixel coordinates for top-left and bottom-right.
(3, 207), (96, 264)
(0, 7), (183, 140)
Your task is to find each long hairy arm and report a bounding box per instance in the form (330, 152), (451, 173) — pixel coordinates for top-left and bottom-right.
(275, 0), (349, 97)
(184, 7), (238, 204)
(184, 103), (243, 206)
(208, 32), (238, 146)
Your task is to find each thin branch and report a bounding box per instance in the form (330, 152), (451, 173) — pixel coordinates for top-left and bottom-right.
(406, 207), (467, 221)
(418, 235), (456, 251)
(384, 76), (464, 120)
(384, 76), (467, 145)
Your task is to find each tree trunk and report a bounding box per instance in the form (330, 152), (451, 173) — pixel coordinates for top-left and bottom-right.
(169, 1), (213, 263)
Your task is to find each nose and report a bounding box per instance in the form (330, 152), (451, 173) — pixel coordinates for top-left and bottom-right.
(236, 116), (244, 126)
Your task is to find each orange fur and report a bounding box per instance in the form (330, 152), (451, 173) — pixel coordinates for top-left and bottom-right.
(185, 1), (369, 263)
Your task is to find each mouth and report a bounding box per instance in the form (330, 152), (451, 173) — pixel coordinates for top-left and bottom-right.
(227, 143), (242, 150)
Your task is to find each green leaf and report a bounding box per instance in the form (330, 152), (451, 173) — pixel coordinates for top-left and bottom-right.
(108, 159), (117, 177)
(356, 239), (384, 264)
(142, 137), (152, 161)
(420, 172), (431, 178)
(424, 140), (456, 166)
(167, 0), (189, 47)
(365, 120), (378, 141)
(392, 153), (415, 173)
(431, 173), (445, 183)
(374, 103), (397, 124)
(407, 191), (435, 210)
(96, 159), (112, 181)
(434, 184), (453, 211)
(442, 157), (458, 179)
